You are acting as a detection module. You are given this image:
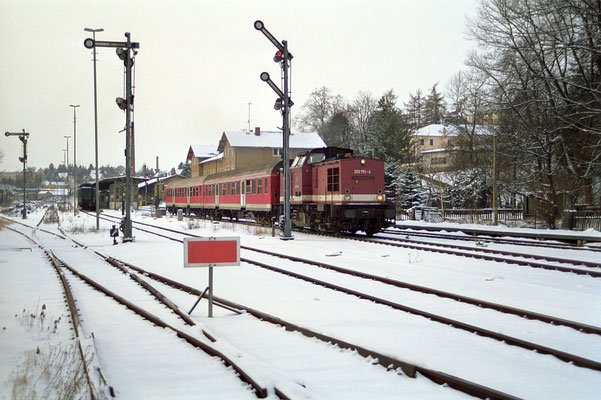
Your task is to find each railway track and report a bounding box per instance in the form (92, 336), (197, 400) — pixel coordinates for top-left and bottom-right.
(382, 228), (601, 252)
(89, 212), (601, 335)
(6, 225), (113, 399)
(5, 221), (287, 398)
(363, 234), (601, 278)
(12, 212), (530, 399)
(6, 214), (523, 399)
(84, 213), (601, 372)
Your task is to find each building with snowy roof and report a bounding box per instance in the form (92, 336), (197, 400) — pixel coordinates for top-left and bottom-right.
(190, 127), (325, 177)
(412, 123), (494, 172)
(186, 144), (219, 178)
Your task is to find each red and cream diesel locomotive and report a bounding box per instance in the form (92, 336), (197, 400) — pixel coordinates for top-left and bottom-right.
(165, 147), (395, 235)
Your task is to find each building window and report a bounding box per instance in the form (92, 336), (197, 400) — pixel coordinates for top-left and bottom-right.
(327, 167), (339, 192)
(429, 139), (434, 146)
(420, 139), (424, 146)
(273, 148), (282, 157)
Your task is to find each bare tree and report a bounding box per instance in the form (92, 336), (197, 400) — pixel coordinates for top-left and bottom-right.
(467, 0), (601, 225)
(297, 86), (345, 143)
(347, 91), (377, 153)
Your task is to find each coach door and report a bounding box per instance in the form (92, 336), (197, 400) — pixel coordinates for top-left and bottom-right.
(240, 180), (246, 208)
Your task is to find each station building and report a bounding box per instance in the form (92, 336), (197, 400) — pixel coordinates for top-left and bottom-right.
(186, 127), (325, 178)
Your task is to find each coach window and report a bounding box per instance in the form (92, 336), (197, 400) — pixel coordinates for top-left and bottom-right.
(246, 180), (251, 194)
(264, 177), (268, 193)
(257, 178), (263, 194)
(327, 167), (340, 192)
(251, 179), (256, 194)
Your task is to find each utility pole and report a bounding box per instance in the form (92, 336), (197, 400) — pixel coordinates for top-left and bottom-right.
(255, 20), (294, 240)
(84, 27), (104, 230)
(84, 32), (139, 242)
(70, 104), (80, 216)
(5, 129), (30, 219)
(64, 135), (71, 210)
(492, 135), (498, 225)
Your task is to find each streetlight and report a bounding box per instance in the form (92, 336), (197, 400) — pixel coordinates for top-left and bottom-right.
(62, 149), (67, 207)
(64, 135), (71, 210)
(69, 104), (80, 216)
(84, 27), (104, 229)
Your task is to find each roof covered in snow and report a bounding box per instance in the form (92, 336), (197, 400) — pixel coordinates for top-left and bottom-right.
(218, 130), (326, 152)
(414, 124), (495, 137)
(137, 174), (184, 189)
(200, 152), (224, 165)
(187, 144), (219, 161)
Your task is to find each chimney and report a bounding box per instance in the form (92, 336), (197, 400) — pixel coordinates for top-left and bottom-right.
(156, 156), (159, 171)
(254, 127), (261, 136)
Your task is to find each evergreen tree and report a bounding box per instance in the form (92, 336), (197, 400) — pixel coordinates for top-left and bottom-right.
(365, 90), (414, 164)
(423, 83), (446, 125)
(180, 161), (191, 178)
(446, 169), (489, 209)
(404, 89), (425, 130)
(321, 111), (352, 147)
(397, 167), (427, 209)
(384, 161), (403, 206)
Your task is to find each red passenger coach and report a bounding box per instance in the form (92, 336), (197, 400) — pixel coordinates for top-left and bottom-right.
(165, 162), (282, 225)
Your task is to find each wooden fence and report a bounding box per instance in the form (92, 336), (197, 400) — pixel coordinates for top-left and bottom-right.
(573, 215), (601, 231)
(441, 208), (523, 223)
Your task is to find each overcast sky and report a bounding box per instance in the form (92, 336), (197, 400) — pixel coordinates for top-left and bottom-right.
(1, 0), (479, 173)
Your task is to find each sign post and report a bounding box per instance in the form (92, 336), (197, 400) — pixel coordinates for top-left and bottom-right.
(184, 236), (240, 317)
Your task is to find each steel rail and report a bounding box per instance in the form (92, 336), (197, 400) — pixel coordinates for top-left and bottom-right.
(241, 257), (601, 373)
(376, 232), (601, 269)
(241, 246), (601, 335)
(6, 226), (112, 399)
(4, 218), (269, 398)
(111, 257), (522, 400)
(382, 228), (601, 252)
(88, 213), (601, 335)
(56, 256), (269, 398)
(71, 215), (601, 370)
(357, 236), (601, 278)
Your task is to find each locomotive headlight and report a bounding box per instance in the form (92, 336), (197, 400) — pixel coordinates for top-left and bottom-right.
(360, 159), (366, 165)
(376, 194), (384, 201)
(344, 194), (352, 201)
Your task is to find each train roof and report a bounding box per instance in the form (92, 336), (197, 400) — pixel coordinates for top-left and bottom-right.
(204, 161), (283, 181)
(166, 161), (282, 188)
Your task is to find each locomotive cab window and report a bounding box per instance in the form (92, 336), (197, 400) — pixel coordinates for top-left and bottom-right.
(327, 167), (340, 192)
(307, 152), (326, 165)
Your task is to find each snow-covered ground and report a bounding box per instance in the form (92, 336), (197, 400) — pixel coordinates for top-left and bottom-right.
(1, 206), (601, 399)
